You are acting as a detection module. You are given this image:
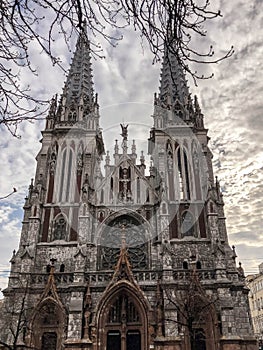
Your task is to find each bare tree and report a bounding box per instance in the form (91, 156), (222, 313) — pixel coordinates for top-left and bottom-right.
(162, 269), (220, 350)
(0, 279), (34, 350)
(0, 0), (233, 136)
(0, 188), (17, 200)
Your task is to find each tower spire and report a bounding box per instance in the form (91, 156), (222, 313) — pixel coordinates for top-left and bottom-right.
(64, 25), (94, 105)
(153, 39), (195, 127)
(54, 24), (100, 128)
(159, 44), (190, 108)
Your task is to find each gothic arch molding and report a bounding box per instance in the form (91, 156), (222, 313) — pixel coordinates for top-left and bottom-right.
(94, 280), (152, 350)
(28, 297), (67, 350)
(95, 209), (152, 244)
(51, 213), (68, 241)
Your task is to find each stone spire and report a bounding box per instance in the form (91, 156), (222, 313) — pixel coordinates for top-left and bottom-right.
(153, 40), (196, 127)
(159, 46), (190, 108)
(63, 26), (95, 106)
(54, 23), (100, 127)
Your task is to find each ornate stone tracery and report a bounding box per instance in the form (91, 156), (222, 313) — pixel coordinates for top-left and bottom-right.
(99, 215), (148, 270)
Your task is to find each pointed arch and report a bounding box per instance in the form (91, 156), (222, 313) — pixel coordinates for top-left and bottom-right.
(183, 290), (220, 350)
(181, 210), (195, 237)
(95, 280), (151, 350)
(28, 271), (67, 350)
(29, 297), (66, 350)
(191, 140), (201, 200)
(56, 143), (76, 203)
(47, 141), (58, 203)
(51, 213), (68, 241)
(176, 145), (192, 200)
(166, 140), (175, 201)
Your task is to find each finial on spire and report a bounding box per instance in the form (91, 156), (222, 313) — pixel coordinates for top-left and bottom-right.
(131, 140), (136, 154)
(114, 140), (119, 154)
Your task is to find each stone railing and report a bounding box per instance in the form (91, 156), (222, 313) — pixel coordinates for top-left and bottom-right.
(30, 273), (74, 285)
(29, 269), (217, 287)
(172, 269), (216, 281)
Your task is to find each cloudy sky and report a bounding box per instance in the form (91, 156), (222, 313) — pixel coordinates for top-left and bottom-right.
(0, 0), (262, 296)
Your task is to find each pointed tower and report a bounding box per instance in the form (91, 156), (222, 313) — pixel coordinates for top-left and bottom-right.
(0, 35), (257, 350)
(147, 42), (257, 350)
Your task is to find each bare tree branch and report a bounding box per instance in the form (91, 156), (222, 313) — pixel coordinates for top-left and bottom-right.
(0, 0), (233, 136)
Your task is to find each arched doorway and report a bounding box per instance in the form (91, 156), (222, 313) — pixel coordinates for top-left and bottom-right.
(41, 332), (57, 350)
(29, 299), (66, 350)
(105, 293), (142, 350)
(97, 285), (149, 350)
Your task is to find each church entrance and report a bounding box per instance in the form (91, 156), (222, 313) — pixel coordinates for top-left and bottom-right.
(41, 332), (57, 350)
(99, 291), (146, 350)
(106, 330), (141, 350)
(107, 331), (121, 350)
(127, 331), (141, 350)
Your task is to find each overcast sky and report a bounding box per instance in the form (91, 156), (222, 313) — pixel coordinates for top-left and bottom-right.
(0, 0), (262, 297)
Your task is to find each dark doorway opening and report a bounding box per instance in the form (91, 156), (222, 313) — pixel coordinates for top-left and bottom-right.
(41, 332), (57, 350)
(107, 331), (121, 350)
(193, 328), (206, 350)
(127, 330), (141, 350)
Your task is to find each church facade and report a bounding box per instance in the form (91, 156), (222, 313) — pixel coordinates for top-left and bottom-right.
(0, 30), (257, 350)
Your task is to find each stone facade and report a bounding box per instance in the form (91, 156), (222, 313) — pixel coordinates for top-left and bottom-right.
(0, 29), (257, 350)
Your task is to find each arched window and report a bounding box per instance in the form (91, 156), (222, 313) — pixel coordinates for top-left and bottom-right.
(162, 203), (167, 214)
(177, 147), (191, 200)
(136, 177), (140, 203)
(68, 111), (77, 122)
(52, 215), (67, 241)
(183, 150), (191, 200)
(110, 177), (114, 201)
(145, 188), (150, 203)
(181, 211), (195, 237)
(108, 295), (140, 324)
(196, 261), (202, 270)
(177, 148), (184, 199)
(167, 142), (175, 200)
(59, 264), (65, 272)
(100, 189), (104, 203)
(58, 147), (75, 202)
(183, 261), (188, 269)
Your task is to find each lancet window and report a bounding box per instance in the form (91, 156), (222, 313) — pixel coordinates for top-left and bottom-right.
(58, 146), (75, 203)
(108, 295), (140, 324)
(181, 211), (195, 237)
(52, 215), (67, 241)
(177, 147), (191, 200)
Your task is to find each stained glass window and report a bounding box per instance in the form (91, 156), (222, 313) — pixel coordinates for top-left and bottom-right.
(99, 215), (147, 270)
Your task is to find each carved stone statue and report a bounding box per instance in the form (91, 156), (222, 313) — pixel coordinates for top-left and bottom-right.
(120, 123), (128, 140)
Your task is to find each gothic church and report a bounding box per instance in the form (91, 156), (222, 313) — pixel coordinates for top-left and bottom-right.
(0, 28), (257, 350)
